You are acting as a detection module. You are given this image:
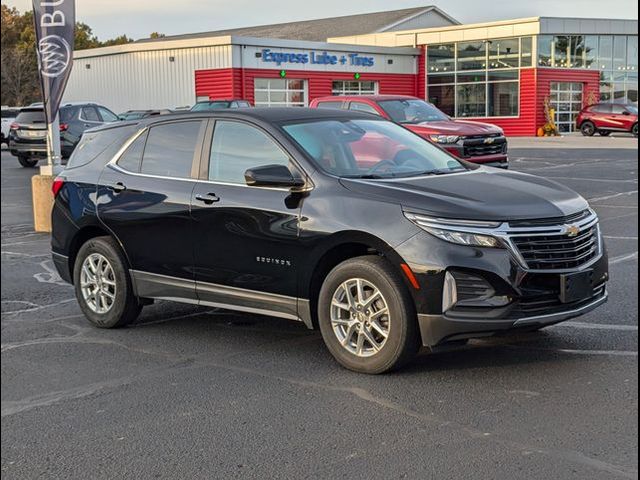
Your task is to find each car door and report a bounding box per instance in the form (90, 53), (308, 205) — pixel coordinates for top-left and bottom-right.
(97, 119), (206, 302)
(190, 119), (309, 320)
(608, 105), (635, 130)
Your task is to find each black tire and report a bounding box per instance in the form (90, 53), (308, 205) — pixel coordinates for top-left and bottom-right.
(73, 236), (142, 328)
(317, 256), (420, 374)
(633, 124), (638, 138)
(599, 130), (612, 137)
(580, 121), (596, 137)
(17, 155), (38, 168)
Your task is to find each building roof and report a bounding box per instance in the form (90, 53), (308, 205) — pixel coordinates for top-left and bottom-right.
(134, 6), (459, 44)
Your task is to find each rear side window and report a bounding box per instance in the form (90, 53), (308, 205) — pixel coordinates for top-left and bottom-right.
(140, 121), (203, 178)
(316, 101), (343, 110)
(66, 126), (136, 169)
(592, 104), (612, 113)
(16, 109), (46, 124)
(60, 107), (77, 123)
(117, 132), (147, 172)
(81, 106), (100, 122)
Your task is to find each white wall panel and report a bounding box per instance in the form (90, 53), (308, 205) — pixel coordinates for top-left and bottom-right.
(64, 45), (233, 113)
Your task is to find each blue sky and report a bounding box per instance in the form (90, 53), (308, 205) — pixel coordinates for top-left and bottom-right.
(5, 0), (638, 40)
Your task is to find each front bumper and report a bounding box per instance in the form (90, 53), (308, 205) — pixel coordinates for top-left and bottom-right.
(417, 288), (607, 346)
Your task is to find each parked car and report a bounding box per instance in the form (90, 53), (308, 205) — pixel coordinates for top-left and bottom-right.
(190, 99), (251, 111)
(1, 106), (20, 146)
(51, 108), (608, 374)
(8, 102), (119, 168)
(118, 109), (172, 121)
(576, 103), (638, 137)
(310, 95), (508, 168)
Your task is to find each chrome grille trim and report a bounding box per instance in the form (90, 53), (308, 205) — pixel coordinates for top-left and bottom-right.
(404, 209), (603, 273)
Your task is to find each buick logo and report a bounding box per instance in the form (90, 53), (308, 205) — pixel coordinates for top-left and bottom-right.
(38, 35), (71, 78)
(483, 137), (495, 145)
(565, 224), (581, 237)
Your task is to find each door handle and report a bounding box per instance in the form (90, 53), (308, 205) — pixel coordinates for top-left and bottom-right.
(194, 193), (220, 205)
(107, 182), (126, 193)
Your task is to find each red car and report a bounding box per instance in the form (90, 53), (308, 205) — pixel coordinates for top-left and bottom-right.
(577, 103), (638, 137)
(310, 95), (508, 168)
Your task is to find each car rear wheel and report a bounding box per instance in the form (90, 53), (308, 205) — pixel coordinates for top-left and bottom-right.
(599, 130), (612, 136)
(580, 122), (596, 137)
(17, 155), (38, 168)
(317, 256), (420, 374)
(73, 236), (142, 328)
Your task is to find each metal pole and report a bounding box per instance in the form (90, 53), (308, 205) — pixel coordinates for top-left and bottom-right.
(41, 113), (60, 176)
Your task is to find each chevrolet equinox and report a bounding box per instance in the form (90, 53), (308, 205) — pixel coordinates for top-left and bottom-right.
(51, 109), (609, 373)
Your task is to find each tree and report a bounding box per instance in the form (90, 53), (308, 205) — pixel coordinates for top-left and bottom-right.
(149, 32), (165, 39)
(0, 5), (137, 106)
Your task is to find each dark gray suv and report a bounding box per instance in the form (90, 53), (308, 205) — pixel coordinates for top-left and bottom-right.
(8, 102), (119, 168)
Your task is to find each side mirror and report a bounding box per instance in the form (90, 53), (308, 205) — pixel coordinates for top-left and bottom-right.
(244, 164), (305, 189)
(622, 110), (631, 116)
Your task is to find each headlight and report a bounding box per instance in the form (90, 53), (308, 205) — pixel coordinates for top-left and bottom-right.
(429, 135), (460, 144)
(404, 212), (504, 248)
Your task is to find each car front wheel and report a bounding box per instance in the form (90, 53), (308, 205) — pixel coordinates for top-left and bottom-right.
(73, 236), (142, 328)
(633, 124), (638, 137)
(318, 256), (420, 374)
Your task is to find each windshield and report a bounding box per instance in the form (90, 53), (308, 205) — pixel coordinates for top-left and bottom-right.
(283, 119), (466, 179)
(191, 101), (231, 112)
(378, 99), (449, 125)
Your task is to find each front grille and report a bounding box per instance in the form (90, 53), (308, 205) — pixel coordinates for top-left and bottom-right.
(462, 135), (507, 157)
(511, 223), (600, 270)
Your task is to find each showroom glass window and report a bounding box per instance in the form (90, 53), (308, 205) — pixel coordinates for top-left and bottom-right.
(254, 78), (307, 107)
(537, 35), (638, 103)
(427, 37), (527, 118)
(331, 81), (378, 95)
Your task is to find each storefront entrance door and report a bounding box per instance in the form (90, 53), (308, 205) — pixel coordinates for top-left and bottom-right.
(550, 82), (583, 133)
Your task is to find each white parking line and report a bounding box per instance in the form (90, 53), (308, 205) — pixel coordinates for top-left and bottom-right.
(558, 321), (638, 331)
(589, 190), (638, 202)
(609, 251), (638, 265)
(555, 348), (638, 357)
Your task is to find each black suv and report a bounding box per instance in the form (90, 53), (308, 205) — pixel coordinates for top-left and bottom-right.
(9, 102), (119, 167)
(51, 109), (608, 373)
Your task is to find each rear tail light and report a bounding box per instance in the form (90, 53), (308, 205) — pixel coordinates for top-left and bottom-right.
(59, 123), (69, 132)
(9, 122), (19, 130)
(52, 177), (65, 197)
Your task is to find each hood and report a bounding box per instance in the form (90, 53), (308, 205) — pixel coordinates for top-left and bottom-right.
(339, 168), (589, 221)
(406, 120), (503, 136)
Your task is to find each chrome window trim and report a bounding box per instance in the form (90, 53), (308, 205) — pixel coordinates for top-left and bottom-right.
(405, 209), (603, 273)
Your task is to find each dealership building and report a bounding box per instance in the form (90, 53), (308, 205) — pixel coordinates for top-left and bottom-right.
(64, 6), (638, 135)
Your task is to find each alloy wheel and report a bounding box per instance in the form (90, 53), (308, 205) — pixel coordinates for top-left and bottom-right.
(80, 253), (117, 314)
(330, 278), (391, 357)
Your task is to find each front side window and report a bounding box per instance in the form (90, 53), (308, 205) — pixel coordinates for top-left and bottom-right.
(283, 119), (465, 179)
(348, 102), (380, 115)
(378, 99), (449, 124)
(98, 107), (119, 123)
(140, 121), (202, 178)
(209, 121), (290, 184)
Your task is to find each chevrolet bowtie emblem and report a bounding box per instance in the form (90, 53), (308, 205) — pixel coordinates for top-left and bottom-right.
(565, 224), (581, 237)
(483, 137), (495, 144)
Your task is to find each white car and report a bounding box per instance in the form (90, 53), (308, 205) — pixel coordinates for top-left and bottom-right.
(1, 107), (20, 146)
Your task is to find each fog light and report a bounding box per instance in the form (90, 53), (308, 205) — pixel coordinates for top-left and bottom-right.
(446, 271), (512, 309)
(442, 271), (457, 312)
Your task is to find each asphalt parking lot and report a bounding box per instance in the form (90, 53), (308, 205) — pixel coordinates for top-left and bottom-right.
(1, 140), (638, 479)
